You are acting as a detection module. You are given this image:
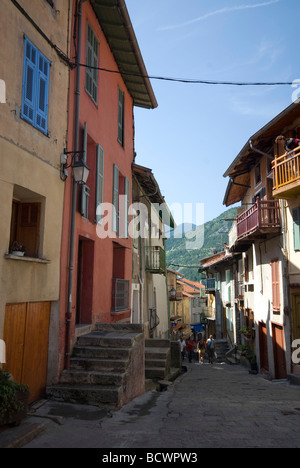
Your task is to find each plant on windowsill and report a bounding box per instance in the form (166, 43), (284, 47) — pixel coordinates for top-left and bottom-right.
(239, 326), (252, 339)
(10, 241), (26, 257)
(0, 369), (30, 427)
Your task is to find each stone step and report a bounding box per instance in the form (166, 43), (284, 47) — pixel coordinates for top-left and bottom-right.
(145, 339), (170, 348)
(145, 358), (167, 369)
(72, 345), (131, 360)
(145, 347), (170, 360)
(145, 367), (167, 379)
(70, 357), (128, 373)
(46, 384), (121, 407)
(60, 369), (125, 386)
(77, 331), (139, 348)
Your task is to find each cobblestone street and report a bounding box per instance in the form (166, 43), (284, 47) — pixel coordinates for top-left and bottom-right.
(20, 362), (300, 449)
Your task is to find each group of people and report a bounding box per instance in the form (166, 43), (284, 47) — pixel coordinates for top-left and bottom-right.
(179, 334), (216, 365)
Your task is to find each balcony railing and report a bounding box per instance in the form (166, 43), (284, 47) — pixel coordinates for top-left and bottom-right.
(236, 199), (280, 241)
(272, 146), (300, 198)
(201, 278), (216, 291)
(145, 246), (166, 274)
(111, 279), (130, 313)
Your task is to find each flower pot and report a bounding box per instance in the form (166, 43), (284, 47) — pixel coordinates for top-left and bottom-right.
(12, 251), (25, 257)
(0, 389), (29, 427)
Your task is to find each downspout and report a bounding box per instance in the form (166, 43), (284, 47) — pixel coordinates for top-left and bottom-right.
(65, 0), (87, 370)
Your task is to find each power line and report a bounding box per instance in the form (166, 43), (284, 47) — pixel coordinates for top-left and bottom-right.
(77, 62), (294, 86)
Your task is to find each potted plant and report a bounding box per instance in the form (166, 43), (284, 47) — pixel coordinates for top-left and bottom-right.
(0, 369), (30, 427)
(10, 240), (26, 257)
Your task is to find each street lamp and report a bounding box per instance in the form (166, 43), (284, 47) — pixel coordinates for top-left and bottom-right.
(60, 149), (90, 185)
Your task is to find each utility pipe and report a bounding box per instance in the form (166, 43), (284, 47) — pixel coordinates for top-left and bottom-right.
(65, 0), (87, 369)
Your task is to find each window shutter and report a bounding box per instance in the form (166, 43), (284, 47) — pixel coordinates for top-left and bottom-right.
(293, 207), (300, 251)
(95, 144), (104, 224)
(21, 37), (50, 134)
(118, 88), (124, 146)
(85, 24), (99, 103)
(36, 55), (50, 133)
(123, 177), (129, 238)
(81, 185), (90, 219)
(271, 259), (280, 311)
(112, 164), (119, 234)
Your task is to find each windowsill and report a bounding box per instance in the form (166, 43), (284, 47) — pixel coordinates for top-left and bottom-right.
(4, 254), (51, 264)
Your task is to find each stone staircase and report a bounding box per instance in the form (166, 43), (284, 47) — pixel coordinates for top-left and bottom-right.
(225, 345), (241, 365)
(215, 339), (231, 363)
(145, 339), (171, 381)
(46, 324), (145, 409)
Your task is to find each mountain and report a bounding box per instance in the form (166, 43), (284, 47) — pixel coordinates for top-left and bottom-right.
(165, 207), (237, 282)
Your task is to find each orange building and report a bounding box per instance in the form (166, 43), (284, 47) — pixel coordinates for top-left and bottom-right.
(58, 0), (157, 377)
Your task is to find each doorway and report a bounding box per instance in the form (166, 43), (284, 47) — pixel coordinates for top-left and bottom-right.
(292, 295), (300, 341)
(76, 239), (94, 324)
(259, 322), (269, 371)
(272, 323), (287, 379)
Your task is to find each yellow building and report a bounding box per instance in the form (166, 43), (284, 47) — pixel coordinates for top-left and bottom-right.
(0, 0), (70, 402)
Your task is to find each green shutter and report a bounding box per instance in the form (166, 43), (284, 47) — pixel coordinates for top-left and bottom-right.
(113, 164), (119, 234)
(118, 88), (124, 146)
(293, 207), (300, 251)
(95, 144), (104, 224)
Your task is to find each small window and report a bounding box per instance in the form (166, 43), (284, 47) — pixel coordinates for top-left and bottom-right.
(10, 196), (42, 258)
(21, 37), (50, 135)
(85, 24), (99, 104)
(118, 88), (125, 146)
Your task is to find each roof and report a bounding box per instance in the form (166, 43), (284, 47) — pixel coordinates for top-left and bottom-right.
(167, 268), (184, 277)
(133, 164), (175, 228)
(200, 250), (232, 269)
(90, 0), (157, 109)
(223, 101), (300, 206)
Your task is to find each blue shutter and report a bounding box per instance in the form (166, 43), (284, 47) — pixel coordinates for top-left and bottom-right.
(21, 37), (50, 135)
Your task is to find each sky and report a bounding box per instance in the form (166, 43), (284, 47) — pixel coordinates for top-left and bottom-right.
(125, 0), (300, 225)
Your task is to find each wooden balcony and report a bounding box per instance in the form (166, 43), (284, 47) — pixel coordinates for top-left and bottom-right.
(272, 146), (300, 199)
(201, 278), (216, 292)
(236, 199), (281, 242)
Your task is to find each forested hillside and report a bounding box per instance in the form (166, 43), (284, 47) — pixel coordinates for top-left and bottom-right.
(165, 207), (237, 281)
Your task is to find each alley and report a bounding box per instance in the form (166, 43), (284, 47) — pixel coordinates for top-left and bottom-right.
(21, 362), (300, 449)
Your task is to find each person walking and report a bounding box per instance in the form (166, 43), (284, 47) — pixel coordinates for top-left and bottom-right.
(206, 335), (216, 365)
(186, 336), (195, 363)
(179, 337), (186, 362)
(197, 334), (206, 364)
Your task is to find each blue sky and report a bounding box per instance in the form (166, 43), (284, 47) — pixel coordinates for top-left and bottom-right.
(126, 0), (300, 224)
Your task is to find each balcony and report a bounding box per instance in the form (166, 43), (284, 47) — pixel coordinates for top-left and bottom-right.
(272, 146), (300, 199)
(236, 199), (281, 242)
(111, 279), (130, 313)
(201, 278), (216, 291)
(145, 246), (166, 274)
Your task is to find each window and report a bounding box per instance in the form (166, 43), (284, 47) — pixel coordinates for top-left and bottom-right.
(10, 196), (42, 258)
(112, 165), (119, 235)
(112, 165), (129, 238)
(118, 88), (125, 146)
(292, 207), (300, 251)
(271, 259), (280, 313)
(21, 37), (50, 135)
(85, 24), (99, 104)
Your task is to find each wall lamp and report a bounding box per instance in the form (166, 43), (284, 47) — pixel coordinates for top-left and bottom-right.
(60, 149), (90, 184)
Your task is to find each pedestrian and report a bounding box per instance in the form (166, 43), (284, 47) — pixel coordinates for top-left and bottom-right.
(186, 336), (195, 363)
(197, 334), (206, 364)
(179, 337), (186, 361)
(206, 335), (216, 365)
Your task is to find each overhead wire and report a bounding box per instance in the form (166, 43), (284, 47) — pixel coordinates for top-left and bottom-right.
(77, 62), (295, 87)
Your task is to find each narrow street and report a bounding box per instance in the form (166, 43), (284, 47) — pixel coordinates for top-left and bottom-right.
(21, 362), (300, 449)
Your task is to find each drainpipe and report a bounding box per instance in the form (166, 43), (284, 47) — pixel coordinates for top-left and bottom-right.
(65, 0), (87, 370)
(249, 140), (273, 159)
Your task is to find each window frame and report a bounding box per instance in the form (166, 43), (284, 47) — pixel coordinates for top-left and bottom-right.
(118, 88), (125, 146)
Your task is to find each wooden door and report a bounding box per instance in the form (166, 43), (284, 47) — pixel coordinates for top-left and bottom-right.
(4, 302), (51, 403)
(259, 322), (269, 371)
(292, 295), (300, 341)
(272, 323), (287, 380)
